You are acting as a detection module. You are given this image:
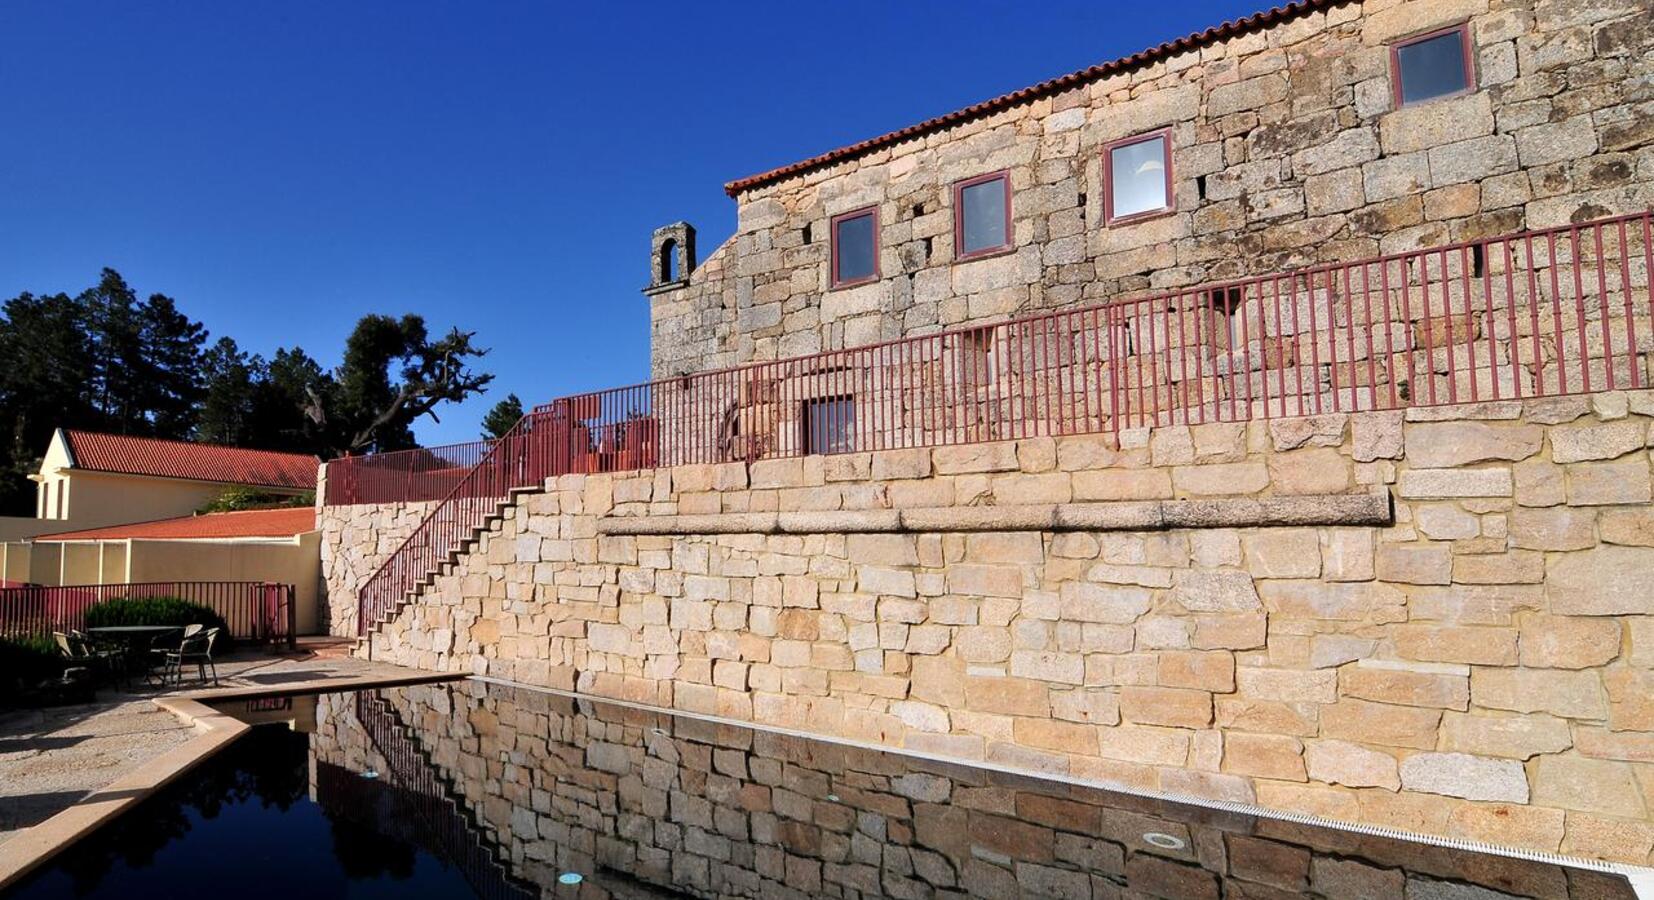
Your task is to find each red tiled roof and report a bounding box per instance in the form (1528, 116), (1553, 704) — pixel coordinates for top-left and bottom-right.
(724, 0), (1342, 197)
(33, 507), (317, 542)
(62, 430), (319, 490)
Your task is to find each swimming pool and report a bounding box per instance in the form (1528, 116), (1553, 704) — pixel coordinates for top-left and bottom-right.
(5, 679), (1646, 898)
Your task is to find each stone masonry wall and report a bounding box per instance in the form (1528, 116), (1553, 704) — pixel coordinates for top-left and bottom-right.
(352, 391), (1654, 864)
(648, 0), (1654, 379)
(318, 499), (437, 636)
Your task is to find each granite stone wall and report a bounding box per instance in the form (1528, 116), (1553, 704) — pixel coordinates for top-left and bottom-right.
(318, 499), (437, 636)
(347, 391), (1654, 864)
(648, 0), (1654, 380)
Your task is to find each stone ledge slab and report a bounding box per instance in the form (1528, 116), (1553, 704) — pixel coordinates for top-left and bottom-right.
(596, 490), (1392, 535)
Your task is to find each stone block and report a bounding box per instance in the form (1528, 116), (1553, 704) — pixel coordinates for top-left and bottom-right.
(870, 448), (932, 481)
(1172, 461), (1271, 496)
(1404, 422), (1543, 468)
(1158, 650), (1236, 692)
(1236, 666), (1337, 703)
(1168, 570), (1261, 612)
(1304, 739), (1400, 790)
(1268, 448), (1353, 495)
(1399, 752), (1529, 802)
(1519, 614), (1621, 669)
(1351, 411), (1404, 462)
(1603, 669), (1654, 732)
(1119, 686), (1213, 728)
(933, 442), (1019, 474)
(1375, 543), (1452, 585)
(1600, 508), (1654, 546)
(1341, 661), (1470, 710)
(1546, 545), (1654, 615)
(1413, 504), (1479, 540)
(1566, 460), (1652, 506)
(1549, 419), (1646, 463)
(1378, 93), (1493, 156)
(1223, 733), (1307, 782)
(1393, 625), (1518, 666)
(1242, 528), (1322, 578)
(1530, 755), (1645, 817)
(1072, 468), (1173, 501)
(1397, 468), (1512, 499)
(1441, 711), (1574, 760)
(1507, 507), (1597, 551)
(1320, 699), (1442, 750)
(1471, 668), (1607, 719)
(1452, 550), (1545, 586)
(1446, 803), (1566, 852)
(1319, 529), (1376, 582)
(965, 675), (1051, 716)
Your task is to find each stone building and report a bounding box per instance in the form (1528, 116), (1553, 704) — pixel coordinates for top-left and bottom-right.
(320, 0), (1654, 868)
(647, 0), (1654, 381)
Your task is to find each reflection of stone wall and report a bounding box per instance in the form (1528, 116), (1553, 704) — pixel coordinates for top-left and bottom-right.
(649, 0), (1654, 380)
(318, 500), (437, 636)
(331, 680), (1633, 898)
(350, 393), (1654, 864)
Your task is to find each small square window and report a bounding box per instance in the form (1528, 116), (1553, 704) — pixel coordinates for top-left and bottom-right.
(953, 171), (1012, 260)
(802, 396), (855, 455)
(830, 207), (879, 288)
(1104, 131), (1173, 225)
(1392, 25), (1473, 107)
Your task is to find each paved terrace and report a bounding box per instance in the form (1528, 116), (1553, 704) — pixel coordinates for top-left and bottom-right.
(0, 638), (442, 847)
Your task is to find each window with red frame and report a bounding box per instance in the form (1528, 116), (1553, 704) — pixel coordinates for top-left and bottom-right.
(830, 207), (878, 287)
(1104, 131), (1173, 225)
(1392, 25), (1474, 107)
(953, 172), (1012, 259)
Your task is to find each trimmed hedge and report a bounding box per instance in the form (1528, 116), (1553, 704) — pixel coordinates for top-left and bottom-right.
(84, 597), (234, 648)
(0, 634), (67, 694)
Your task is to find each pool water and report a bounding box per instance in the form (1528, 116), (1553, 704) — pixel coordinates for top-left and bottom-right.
(4, 679), (1641, 899)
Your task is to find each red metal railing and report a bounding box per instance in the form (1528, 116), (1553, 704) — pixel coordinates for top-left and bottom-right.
(355, 211), (1653, 635)
(0, 581), (295, 644)
(325, 440), (497, 506)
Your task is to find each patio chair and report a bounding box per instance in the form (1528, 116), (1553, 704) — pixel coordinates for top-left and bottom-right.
(159, 626), (220, 686)
(56, 631), (122, 685)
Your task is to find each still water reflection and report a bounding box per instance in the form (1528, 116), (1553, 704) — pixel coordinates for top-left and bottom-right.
(6, 680), (1639, 899)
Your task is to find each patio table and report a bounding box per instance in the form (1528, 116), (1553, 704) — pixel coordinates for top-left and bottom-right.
(84, 625), (184, 685)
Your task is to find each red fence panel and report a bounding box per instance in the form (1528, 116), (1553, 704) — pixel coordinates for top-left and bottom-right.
(0, 581), (295, 643)
(352, 211), (1654, 636)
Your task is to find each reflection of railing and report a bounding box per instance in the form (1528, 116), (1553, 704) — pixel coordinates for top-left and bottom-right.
(0, 580), (294, 645)
(351, 691), (537, 900)
(356, 211), (1654, 635)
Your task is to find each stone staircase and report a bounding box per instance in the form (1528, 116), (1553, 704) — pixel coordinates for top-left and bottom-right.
(357, 408), (559, 640)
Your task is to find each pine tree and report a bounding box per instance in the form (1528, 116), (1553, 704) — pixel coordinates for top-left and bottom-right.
(480, 394), (523, 439)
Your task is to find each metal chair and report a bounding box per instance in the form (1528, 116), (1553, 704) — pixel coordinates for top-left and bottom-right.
(160, 626), (219, 686)
(56, 630), (122, 685)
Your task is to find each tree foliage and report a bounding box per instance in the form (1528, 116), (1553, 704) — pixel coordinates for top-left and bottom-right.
(480, 393), (523, 439)
(0, 269), (495, 515)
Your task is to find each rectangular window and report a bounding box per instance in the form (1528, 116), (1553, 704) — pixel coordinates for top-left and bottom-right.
(1392, 25), (1473, 107)
(953, 171), (1012, 260)
(802, 396), (855, 455)
(830, 206), (879, 288)
(1104, 131), (1173, 225)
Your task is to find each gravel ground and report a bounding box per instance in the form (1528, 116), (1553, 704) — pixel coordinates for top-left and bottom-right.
(0, 699), (193, 845)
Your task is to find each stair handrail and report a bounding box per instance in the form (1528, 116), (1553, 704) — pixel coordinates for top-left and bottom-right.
(356, 409), (554, 636)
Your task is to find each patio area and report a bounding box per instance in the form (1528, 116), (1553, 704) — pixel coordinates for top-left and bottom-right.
(0, 638), (446, 848)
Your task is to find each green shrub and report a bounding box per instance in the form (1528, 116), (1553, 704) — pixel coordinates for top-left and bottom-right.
(84, 597), (234, 648)
(197, 487), (314, 514)
(0, 634), (66, 692)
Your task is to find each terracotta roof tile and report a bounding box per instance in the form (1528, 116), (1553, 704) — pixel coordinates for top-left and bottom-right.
(63, 430), (319, 490)
(33, 507), (317, 542)
(724, 0), (1343, 197)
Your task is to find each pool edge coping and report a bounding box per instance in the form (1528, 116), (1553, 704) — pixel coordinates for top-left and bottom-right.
(0, 668), (463, 892)
(469, 674), (1654, 896)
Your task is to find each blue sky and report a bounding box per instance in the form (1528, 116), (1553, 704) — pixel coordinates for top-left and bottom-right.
(0, 1), (1263, 446)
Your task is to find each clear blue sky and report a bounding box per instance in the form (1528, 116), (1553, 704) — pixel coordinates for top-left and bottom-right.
(0, 1), (1263, 446)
